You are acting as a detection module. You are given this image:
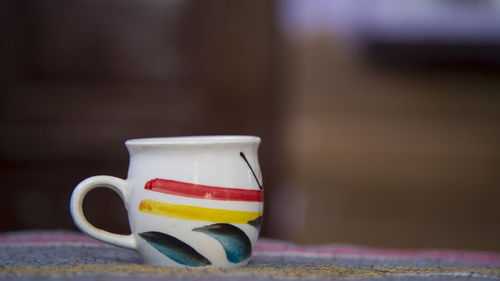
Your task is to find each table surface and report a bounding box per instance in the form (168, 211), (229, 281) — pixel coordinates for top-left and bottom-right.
(1, 231), (499, 281)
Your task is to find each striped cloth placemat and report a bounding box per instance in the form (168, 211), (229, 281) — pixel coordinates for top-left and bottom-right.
(1, 231), (499, 280)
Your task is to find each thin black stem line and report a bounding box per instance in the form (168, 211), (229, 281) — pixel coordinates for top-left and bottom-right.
(240, 152), (262, 190)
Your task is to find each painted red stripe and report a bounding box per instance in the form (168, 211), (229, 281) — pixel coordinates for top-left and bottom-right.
(145, 178), (263, 202)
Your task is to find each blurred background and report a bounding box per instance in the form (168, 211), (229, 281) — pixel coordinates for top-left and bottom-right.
(1, 0), (500, 251)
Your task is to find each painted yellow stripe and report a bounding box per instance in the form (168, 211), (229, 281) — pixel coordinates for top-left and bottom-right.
(138, 199), (262, 224)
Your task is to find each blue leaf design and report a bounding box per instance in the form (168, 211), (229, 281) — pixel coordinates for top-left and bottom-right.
(193, 223), (251, 263)
(247, 216), (262, 229)
(139, 231), (211, 267)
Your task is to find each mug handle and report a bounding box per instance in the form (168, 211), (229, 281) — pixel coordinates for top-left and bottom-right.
(70, 175), (137, 250)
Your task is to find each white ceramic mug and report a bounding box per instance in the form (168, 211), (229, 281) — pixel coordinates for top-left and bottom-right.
(70, 136), (263, 268)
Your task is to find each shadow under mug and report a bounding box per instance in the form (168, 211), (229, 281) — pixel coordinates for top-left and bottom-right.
(70, 136), (263, 268)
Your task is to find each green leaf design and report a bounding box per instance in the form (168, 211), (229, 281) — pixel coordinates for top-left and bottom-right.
(247, 216), (262, 229)
(193, 223), (251, 263)
(139, 231), (211, 267)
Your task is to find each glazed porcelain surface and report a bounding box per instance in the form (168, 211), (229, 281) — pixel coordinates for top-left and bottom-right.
(70, 136), (263, 268)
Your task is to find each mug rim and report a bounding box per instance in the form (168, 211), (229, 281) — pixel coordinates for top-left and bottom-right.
(125, 135), (261, 146)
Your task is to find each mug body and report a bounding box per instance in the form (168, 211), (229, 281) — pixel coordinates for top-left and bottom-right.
(125, 136), (263, 268)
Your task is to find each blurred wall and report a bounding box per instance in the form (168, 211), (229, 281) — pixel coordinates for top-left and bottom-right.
(0, 0), (282, 235)
(2, 0), (500, 252)
(271, 0), (500, 250)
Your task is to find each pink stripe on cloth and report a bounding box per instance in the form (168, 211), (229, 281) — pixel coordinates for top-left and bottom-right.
(0, 231), (106, 246)
(2, 232), (499, 266)
(254, 240), (500, 266)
